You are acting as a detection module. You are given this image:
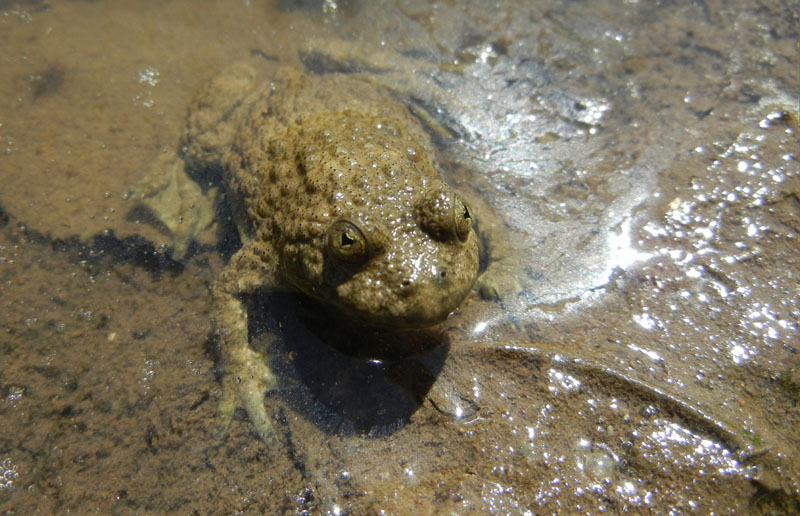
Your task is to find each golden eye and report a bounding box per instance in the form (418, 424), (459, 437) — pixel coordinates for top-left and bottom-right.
(326, 219), (369, 263)
(453, 195), (474, 242)
(415, 189), (476, 242)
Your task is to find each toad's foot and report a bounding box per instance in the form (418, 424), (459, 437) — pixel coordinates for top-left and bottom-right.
(215, 341), (279, 446)
(128, 152), (217, 259)
(211, 244), (281, 445)
(466, 192), (523, 303)
(477, 259), (522, 302)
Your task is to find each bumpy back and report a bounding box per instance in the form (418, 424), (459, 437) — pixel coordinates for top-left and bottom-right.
(223, 71), (439, 244)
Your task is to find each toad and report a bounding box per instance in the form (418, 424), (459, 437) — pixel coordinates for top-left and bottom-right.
(157, 63), (482, 443)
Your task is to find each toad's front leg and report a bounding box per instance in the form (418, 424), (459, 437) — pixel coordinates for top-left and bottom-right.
(212, 243), (280, 445)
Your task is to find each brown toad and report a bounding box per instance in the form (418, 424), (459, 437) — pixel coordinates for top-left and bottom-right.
(170, 63), (480, 443)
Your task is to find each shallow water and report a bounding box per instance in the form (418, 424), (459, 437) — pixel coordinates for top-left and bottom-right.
(1, 0), (798, 514)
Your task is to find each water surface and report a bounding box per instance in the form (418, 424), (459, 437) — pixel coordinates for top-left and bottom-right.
(0, 1), (798, 514)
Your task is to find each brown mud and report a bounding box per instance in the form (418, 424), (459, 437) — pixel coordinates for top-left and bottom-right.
(0, 1), (798, 514)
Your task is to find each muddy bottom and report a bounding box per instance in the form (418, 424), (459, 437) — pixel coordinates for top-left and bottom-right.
(0, 0), (798, 514)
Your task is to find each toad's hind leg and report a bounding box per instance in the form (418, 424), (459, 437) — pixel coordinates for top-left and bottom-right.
(181, 62), (256, 170)
(211, 242), (280, 445)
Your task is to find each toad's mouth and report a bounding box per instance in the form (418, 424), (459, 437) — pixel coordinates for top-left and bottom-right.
(330, 262), (479, 329)
(333, 288), (472, 329)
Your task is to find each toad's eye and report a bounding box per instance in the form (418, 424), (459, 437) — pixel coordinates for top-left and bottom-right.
(453, 195), (474, 242)
(415, 188), (475, 242)
(326, 219), (369, 264)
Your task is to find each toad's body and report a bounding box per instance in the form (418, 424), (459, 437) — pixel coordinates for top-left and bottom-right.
(180, 65), (480, 443)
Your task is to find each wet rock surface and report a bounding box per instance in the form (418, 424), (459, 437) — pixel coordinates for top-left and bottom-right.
(0, 0), (797, 514)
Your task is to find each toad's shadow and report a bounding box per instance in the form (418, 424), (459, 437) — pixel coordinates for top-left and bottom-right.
(245, 292), (449, 438)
